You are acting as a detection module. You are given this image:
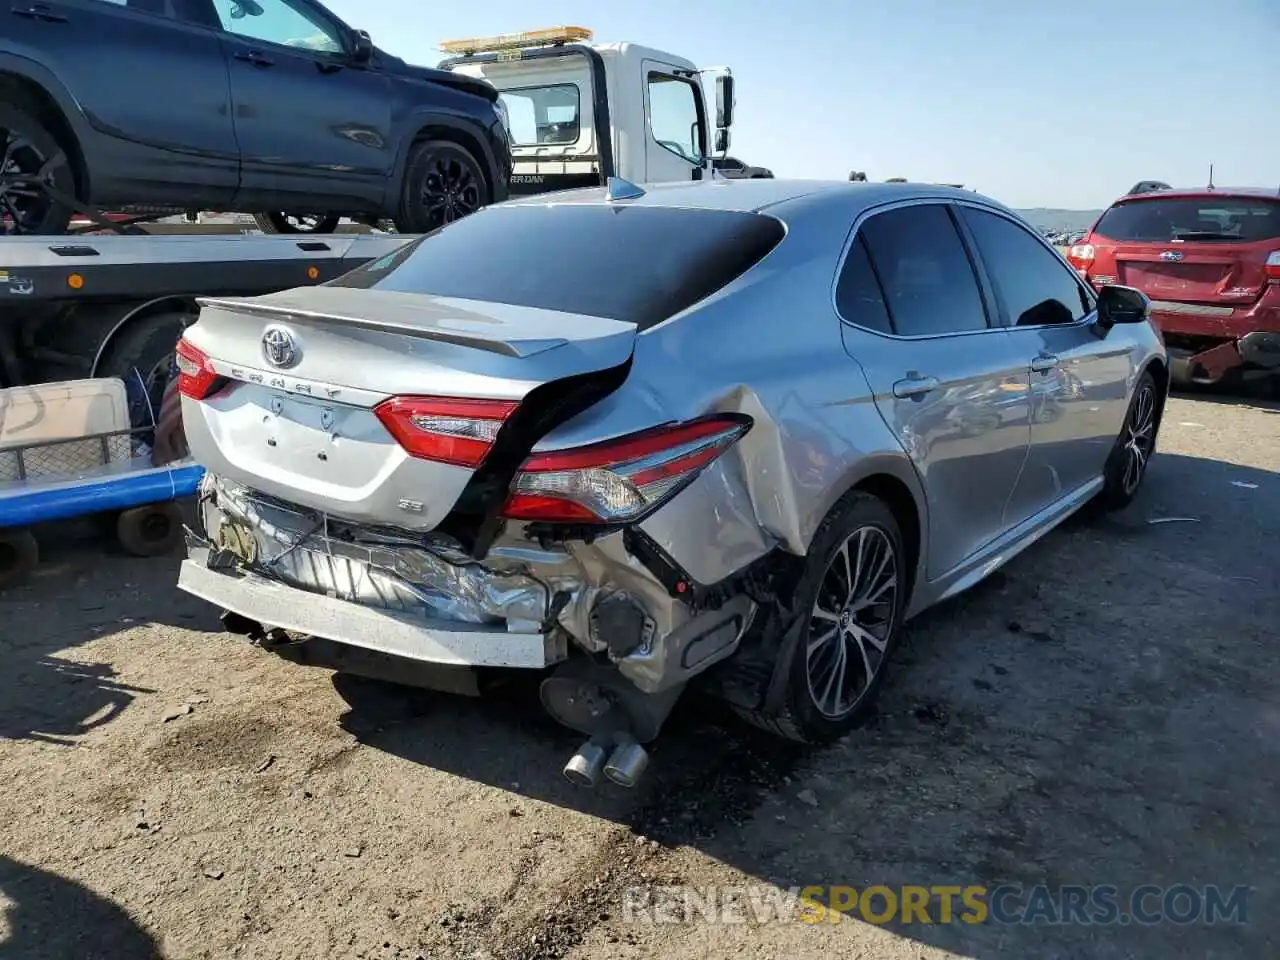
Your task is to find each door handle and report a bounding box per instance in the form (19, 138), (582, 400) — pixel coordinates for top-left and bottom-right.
(892, 373), (940, 399)
(10, 3), (68, 21)
(1030, 353), (1059, 373)
(234, 50), (275, 67)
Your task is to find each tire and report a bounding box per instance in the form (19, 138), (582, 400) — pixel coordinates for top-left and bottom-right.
(0, 101), (76, 235)
(253, 213), (341, 234)
(733, 491), (909, 744)
(96, 310), (193, 431)
(0, 528), (39, 590)
(394, 139), (489, 234)
(1096, 370), (1159, 511)
(116, 503), (184, 557)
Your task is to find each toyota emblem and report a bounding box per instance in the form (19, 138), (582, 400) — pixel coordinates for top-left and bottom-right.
(262, 325), (299, 368)
(1159, 250), (1184, 262)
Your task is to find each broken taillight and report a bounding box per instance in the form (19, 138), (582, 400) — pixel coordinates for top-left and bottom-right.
(174, 338), (224, 400)
(1266, 251), (1280, 283)
(374, 395), (519, 468)
(500, 415), (752, 524)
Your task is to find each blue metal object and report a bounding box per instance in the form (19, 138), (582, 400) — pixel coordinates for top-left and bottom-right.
(0, 458), (204, 528)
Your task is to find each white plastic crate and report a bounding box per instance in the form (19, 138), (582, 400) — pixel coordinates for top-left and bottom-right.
(0, 378), (133, 483)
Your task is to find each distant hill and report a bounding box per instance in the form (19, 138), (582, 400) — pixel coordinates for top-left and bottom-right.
(1014, 208), (1104, 233)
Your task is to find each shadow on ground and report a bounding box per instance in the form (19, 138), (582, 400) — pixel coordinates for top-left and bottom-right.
(0, 856), (160, 959)
(0, 511), (221, 743)
(329, 450), (1279, 958)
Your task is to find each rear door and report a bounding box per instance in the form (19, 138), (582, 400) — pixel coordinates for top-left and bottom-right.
(5, 0), (237, 205)
(1090, 196), (1280, 320)
(206, 0), (393, 211)
(956, 203), (1132, 522)
(643, 62), (706, 183)
(838, 201), (1032, 581)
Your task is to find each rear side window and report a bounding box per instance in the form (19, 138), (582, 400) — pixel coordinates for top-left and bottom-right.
(959, 206), (1092, 326)
(857, 204), (990, 336)
(329, 205), (784, 329)
(835, 236), (893, 334)
(1093, 197), (1280, 243)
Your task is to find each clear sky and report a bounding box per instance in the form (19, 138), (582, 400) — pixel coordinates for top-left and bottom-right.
(320, 0), (1278, 210)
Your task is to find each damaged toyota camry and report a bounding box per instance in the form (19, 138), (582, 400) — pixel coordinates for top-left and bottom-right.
(174, 177), (1168, 787)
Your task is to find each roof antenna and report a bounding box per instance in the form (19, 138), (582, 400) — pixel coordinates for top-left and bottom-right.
(1207, 162), (1215, 191)
(605, 176), (645, 202)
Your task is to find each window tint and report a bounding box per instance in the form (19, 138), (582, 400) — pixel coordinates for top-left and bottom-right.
(647, 75), (703, 164)
(329, 205), (784, 330)
(858, 204), (989, 336)
(498, 85), (581, 147)
(835, 236), (892, 334)
(1093, 197), (1280, 243)
(959, 207), (1090, 327)
(211, 0), (343, 53)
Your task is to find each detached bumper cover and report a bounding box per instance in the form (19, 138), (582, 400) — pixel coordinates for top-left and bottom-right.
(178, 555), (565, 669)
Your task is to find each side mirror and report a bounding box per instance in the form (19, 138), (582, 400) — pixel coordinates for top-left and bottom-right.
(351, 29), (374, 64)
(715, 74), (735, 129)
(715, 128), (730, 154)
(1096, 284), (1150, 329)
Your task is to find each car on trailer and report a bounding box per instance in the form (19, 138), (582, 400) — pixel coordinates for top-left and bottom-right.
(0, 0), (510, 236)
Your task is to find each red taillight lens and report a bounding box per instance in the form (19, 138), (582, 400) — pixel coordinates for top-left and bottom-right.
(1266, 251), (1280, 283)
(174, 337), (222, 400)
(500, 415), (751, 524)
(374, 395), (519, 467)
(1066, 242), (1095, 273)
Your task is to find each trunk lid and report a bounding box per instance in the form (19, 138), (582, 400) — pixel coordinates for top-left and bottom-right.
(181, 286), (635, 531)
(1112, 243), (1267, 307)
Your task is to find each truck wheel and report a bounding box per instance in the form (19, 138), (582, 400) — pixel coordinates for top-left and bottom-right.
(116, 503), (184, 557)
(0, 528), (39, 590)
(395, 139), (488, 234)
(96, 310), (193, 431)
(0, 102), (76, 235)
(253, 213), (341, 234)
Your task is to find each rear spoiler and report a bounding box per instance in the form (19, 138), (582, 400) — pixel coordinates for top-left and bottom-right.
(196, 296), (561, 358)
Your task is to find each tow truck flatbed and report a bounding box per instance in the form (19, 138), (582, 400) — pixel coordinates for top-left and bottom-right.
(0, 231), (413, 305)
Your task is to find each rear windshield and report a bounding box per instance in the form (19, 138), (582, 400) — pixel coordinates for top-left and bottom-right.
(329, 204), (786, 330)
(1093, 196), (1280, 243)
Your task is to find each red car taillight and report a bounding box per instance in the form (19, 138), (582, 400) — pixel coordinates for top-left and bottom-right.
(374, 395), (519, 467)
(1266, 251), (1280, 283)
(1066, 242), (1095, 274)
(500, 415), (752, 524)
(174, 338), (224, 400)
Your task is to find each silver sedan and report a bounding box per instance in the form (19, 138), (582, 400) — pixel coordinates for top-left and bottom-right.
(174, 177), (1167, 787)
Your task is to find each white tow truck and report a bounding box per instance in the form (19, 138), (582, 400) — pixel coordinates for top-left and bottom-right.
(439, 26), (737, 195)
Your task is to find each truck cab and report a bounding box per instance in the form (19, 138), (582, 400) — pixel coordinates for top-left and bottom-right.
(438, 27), (735, 196)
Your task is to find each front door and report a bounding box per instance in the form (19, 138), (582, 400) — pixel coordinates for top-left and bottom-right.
(838, 201), (1033, 581)
(955, 203), (1132, 523)
(642, 61), (705, 184)
(208, 0), (393, 211)
(7, 0), (238, 206)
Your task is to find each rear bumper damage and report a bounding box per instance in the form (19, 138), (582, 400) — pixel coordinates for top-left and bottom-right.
(1146, 295), (1280, 382)
(178, 473), (759, 771)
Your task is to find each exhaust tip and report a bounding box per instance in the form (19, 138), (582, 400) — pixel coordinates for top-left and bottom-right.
(603, 741), (649, 788)
(563, 740), (608, 787)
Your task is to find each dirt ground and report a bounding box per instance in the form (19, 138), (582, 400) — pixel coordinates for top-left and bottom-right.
(1, 390), (1277, 960)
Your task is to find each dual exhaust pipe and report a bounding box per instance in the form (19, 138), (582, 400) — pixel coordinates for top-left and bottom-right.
(563, 735), (649, 788)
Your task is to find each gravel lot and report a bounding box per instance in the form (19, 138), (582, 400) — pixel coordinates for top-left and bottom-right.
(2, 390), (1276, 960)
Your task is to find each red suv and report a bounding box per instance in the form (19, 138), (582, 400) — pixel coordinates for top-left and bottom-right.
(1066, 187), (1280, 388)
